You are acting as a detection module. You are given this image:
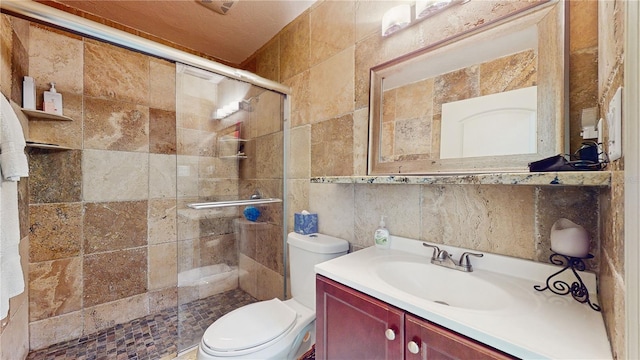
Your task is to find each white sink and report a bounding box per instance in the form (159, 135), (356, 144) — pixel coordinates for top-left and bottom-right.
(372, 257), (514, 311)
(315, 237), (612, 359)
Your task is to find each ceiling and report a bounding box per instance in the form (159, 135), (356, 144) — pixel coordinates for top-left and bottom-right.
(44, 0), (316, 65)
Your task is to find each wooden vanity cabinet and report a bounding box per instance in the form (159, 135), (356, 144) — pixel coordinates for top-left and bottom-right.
(316, 275), (516, 360)
(316, 275), (405, 359)
(405, 314), (514, 360)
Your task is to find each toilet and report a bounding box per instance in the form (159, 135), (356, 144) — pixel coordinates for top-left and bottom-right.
(197, 232), (349, 360)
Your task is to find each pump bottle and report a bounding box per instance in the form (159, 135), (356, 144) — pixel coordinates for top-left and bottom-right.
(43, 82), (63, 116)
(374, 216), (391, 249)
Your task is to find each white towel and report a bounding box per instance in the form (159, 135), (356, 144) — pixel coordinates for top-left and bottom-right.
(0, 93), (28, 320)
(1, 94), (29, 181)
(0, 179), (25, 320)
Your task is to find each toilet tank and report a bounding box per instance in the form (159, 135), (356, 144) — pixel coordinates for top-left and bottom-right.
(287, 232), (348, 310)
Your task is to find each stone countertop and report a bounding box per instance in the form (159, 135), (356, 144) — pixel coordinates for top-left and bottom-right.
(315, 235), (612, 359)
(311, 171), (611, 187)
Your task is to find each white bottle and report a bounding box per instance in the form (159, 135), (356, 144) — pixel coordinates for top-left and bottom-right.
(374, 216), (391, 249)
(23, 76), (36, 109)
(43, 82), (63, 115)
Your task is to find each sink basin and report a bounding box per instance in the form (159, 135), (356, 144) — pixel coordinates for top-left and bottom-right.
(372, 258), (514, 311)
(315, 237), (612, 360)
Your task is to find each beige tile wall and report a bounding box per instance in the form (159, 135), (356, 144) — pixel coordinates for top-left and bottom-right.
(19, 23), (179, 351)
(0, 1), (625, 359)
(245, 1), (623, 358)
(252, 0), (562, 231)
(596, 0), (626, 358)
(248, 0), (603, 249)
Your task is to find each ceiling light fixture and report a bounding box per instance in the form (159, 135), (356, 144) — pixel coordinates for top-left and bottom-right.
(213, 101), (240, 120)
(415, 0), (462, 21)
(382, 0), (468, 37)
(381, 5), (411, 37)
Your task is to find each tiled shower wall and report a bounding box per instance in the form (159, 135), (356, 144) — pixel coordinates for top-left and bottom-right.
(25, 23), (179, 351)
(242, 1), (623, 358)
(0, 15), (285, 354)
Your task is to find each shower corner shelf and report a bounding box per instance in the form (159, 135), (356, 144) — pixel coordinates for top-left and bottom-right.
(21, 108), (73, 121)
(218, 134), (248, 159)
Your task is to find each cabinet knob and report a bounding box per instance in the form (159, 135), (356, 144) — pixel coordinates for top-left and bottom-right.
(407, 340), (420, 354)
(385, 328), (396, 341)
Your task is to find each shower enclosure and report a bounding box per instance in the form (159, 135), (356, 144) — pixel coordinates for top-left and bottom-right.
(175, 64), (288, 352)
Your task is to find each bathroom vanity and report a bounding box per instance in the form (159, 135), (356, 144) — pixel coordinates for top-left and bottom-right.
(314, 236), (612, 359)
(316, 275), (513, 359)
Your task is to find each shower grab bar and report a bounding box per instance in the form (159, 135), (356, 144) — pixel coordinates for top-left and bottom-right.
(187, 198), (282, 209)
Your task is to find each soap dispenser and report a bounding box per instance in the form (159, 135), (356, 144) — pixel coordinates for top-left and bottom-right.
(43, 82), (63, 116)
(374, 216), (391, 249)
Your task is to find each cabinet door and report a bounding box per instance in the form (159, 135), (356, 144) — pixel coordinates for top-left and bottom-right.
(316, 275), (404, 360)
(405, 314), (516, 360)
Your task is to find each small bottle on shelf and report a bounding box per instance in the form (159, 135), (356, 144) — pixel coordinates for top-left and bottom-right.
(43, 82), (63, 115)
(23, 76), (36, 110)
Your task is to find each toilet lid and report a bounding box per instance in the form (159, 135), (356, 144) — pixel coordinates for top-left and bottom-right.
(202, 298), (297, 353)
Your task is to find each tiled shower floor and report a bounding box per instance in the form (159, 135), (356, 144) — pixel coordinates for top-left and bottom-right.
(26, 289), (257, 360)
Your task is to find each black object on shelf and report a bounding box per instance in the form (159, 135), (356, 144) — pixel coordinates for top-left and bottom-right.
(528, 141), (607, 172)
(534, 252), (601, 311)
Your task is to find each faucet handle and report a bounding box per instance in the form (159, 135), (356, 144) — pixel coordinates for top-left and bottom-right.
(459, 252), (484, 271)
(436, 250), (451, 261)
(422, 243), (440, 260)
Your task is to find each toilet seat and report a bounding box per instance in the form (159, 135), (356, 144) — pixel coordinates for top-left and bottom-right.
(201, 298), (297, 356)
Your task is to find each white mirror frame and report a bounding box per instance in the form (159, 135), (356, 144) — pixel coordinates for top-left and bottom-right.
(368, 0), (567, 175)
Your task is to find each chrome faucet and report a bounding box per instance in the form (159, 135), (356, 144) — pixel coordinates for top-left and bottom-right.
(422, 243), (483, 272)
(250, 189), (262, 200)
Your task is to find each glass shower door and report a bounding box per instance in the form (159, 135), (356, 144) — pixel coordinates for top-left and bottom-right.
(174, 64), (286, 353)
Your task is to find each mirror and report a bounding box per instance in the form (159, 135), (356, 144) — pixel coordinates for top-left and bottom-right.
(368, 1), (566, 175)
